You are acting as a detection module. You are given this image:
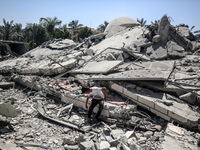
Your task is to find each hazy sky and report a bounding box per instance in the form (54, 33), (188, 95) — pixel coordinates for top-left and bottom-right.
(0, 0), (200, 31)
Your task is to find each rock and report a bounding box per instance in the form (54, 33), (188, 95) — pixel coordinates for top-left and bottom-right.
(129, 142), (142, 150)
(143, 131), (153, 138)
(158, 15), (170, 42)
(79, 140), (95, 150)
(137, 137), (147, 144)
(179, 92), (196, 104)
(125, 131), (135, 139)
(64, 144), (79, 150)
(186, 66), (194, 72)
(86, 49), (94, 56)
(106, 53), (116, 60)
(111, 129), (124, 139)
(167, 41), (185, 58)
(100, 141), (110, 150)
(63, 135), (76, 145)
(152, 35), (161, 43)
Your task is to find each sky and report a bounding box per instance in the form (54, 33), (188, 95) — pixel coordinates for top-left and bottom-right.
(0, 0), (200, 31)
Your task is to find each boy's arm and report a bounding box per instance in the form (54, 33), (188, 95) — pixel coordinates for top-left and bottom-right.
(102, 87), (107, 101)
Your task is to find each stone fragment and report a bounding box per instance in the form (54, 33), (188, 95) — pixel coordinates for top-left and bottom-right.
(129, 142), (142, 150)
(179, 92), (196, 104)
(143, 131), (153, 138)
(79, 140), (95, 150)
(152, 35), (161, 43)
(64, 144), (79, 150)
(100, 141), (110, 150)
(63, 135), (76, 145)
(125, 131), (135, 139)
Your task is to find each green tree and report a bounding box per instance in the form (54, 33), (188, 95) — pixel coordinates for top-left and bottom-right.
(0, 18), (16, 40)
(39, 17), (62, 39)
(13, 23), (23, 41)
(54, 24), (71, 39)
(137, 18), (147, 26)
(25, 23), (47, 49)
(68, 20), (83, 30)
(78, 27), (93, 40)
(97, 21), (109, 32)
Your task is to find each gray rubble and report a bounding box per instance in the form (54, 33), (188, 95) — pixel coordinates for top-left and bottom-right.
(0, 15), (200, 149)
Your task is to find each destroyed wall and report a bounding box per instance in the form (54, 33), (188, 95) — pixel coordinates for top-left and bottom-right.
(0, 15), (200, 150)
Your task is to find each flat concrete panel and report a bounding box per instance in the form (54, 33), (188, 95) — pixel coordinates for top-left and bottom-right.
(137, 102), (150, 110)
(110, 83), (123, 93)
(71, 61), (122, 74)
(150, 108), (170, 121)
(154, 103), (168, 115)
(92, 61), (174, 81)
(138, 96), (155, 108)
(123, 88), (138, 100)
(168, 111), (188, 124)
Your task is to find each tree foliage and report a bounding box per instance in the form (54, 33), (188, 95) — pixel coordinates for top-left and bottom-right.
(0, 18), (16, 40)
(68, 20), (83, 30)
(137, 18), (147, 26)
(40, 17), (62, 39)
(78, 27), (93, 40)
(97, 21), (109, 32)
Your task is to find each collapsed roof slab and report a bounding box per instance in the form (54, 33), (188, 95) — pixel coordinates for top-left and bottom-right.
(109, 81), (200, 129)
(70, 60), (123, 74)
(91, 61), (175, 81)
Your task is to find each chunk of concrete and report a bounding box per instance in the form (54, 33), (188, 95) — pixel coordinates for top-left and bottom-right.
(0, 103), (21, 118)
(0, 82), (15, 89)
(79, 140), (95, 150)
(71, 60), (122, 74)
(152, 35), (161, 43)
(100, 141), (110, 150)
(104, 17), (140, 38)
(112, 129), (124, 139)
(179, 92), (196, 104)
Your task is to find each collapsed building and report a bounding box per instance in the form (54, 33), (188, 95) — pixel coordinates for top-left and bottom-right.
(0, 15), (200, 150)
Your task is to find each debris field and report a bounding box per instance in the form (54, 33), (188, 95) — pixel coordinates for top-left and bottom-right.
(0, 15), (200, 150)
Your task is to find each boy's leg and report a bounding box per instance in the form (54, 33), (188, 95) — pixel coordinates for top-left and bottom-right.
(88, 99), (98, 118)
(95, 100), (104, 119)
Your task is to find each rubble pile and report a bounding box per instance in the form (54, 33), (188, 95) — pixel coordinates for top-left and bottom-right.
(0, 15), (200, 149)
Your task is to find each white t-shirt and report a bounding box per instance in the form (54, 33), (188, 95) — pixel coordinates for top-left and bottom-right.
(89, 87), (104, 100)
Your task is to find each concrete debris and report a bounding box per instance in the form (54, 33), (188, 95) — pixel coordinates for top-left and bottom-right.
(0, 15), (200, 149)
(0, 102), (21, 118)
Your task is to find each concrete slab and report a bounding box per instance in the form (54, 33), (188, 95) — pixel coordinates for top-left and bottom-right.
(109, 81), (200, 128)
(91, 61), (174, 81)
(70, 60), (123, 74)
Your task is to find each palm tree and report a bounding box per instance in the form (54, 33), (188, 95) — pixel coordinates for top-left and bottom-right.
(137, 18), (147, 26)
(97, 21), (109, 32)
(68, 20), (83, 30)
(0, 18), (16, 40)
(39, 17), (62, 39)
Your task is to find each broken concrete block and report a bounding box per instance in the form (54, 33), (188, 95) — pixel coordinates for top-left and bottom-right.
(0, 82), (15, 89)
(152, 35), (161, 43)
(167, 41), (185, 58)
(158, 15), (170, 42)
(106, 53), (116, 60)
(0, 103), (21, 118)
(177, 26), (190, 38)
(79, 140), (95, 150)
(63, 135), (76, 145)
(64, 144), (79, 150)
(100, 141), (110, 150)
(86, 49), (94, 56)
(104, 17), (140, 38)
(179, 92), (196, 104)
(143, 131), (153, 138)
(125, 131), (135, 139)
(112, 129), (124, 139)
(129, 142), (142, 150)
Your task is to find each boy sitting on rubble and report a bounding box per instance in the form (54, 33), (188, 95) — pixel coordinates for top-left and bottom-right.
(85, 86), (107, 123)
